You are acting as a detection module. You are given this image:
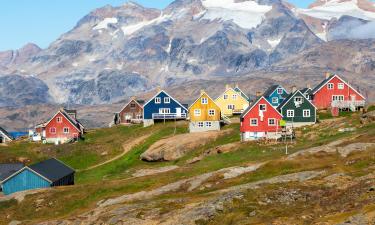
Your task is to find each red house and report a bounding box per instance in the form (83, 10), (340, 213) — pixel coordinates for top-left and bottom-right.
(35, 109), (84, 144)
(240, 96), (283, 141)
(310, 74), (366, 110)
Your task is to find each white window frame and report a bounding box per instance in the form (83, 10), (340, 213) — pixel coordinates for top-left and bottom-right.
(63, 127), (70, 134)
(332, 95), (344, 101)
(232, 94), (237, 100)
(205, 122), (212, 127)
(194, 109), (201, 116)
(228, 104), (235, 110)
(294, 97), (303, 104)
(277, 88), (283, 94)
(327, 83), (334, 90)
(56, 117), (62, 123)
(159, 108), (170, 114)
(155, 97), (161, 104)
(259, 104), (267, 111)
(338, 83), (344, 90)
(164, 97), (170, 104)
(250, 118), (258, 126)
(201, 98), (208, 104)
(272, 97), (278, 104)
(223, 94), (228, 100)
(287, 110), (295, 118)
(50, 127), (56, 134)
(208, 109), (215, 116)
(198, 122), (204, 128)
(268, 118), (276, 126)
(303, 109), (311, 118)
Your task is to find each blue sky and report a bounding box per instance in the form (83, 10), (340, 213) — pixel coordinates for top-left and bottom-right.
(0, 0), (367, 50)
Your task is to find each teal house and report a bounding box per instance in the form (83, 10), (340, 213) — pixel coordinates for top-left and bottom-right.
(277, 90), (317, 127)
(1, 158), (75, 195)
(263, 85), (289, 107)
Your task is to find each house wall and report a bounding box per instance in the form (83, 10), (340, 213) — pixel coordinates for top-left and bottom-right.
(45, 112), (81, 143)
(189, 93), (221, 122)
(240, 98), (282, 134)
(143, 91), (187, 120)
(215, 88), (249, 116)
(280, 92), (316, 124)
(266, 87), (288, 107)
(189, 121), (221, 132)
(312, 76), (365, 109)
(2, 169), (50, 195)
(119, 100), (143, 123)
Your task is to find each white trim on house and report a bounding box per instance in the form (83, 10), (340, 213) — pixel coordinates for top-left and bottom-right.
(1, 166), (52, 184)
(188, 91), (220, 110)
(269, 85), (287, 97)
(234, 86), (250, 100)
(144, 90), (188, 111)
(43, 110), (81, 133)
(241, 97), (283, 118)
(279, 90), (318, 111)
(117, 99), (144, 114)
(311, 74), (366, 99)
(215, 88), (248, 103)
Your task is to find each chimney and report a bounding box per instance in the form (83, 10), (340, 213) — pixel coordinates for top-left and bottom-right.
(235, 83), (239, 88)
(325, 72), (331, 79)
(131, 96), (136, 100)
(200, 89), (205, 95)
(256, 91), (262, 97)
(225, 84), (230, 90)
(156, 86), (161, 92)
(292, 86), (297, 93)
(307, 84), (311, 89)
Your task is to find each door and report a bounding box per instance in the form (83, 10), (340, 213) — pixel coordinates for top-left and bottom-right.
(176, 108), (181, 117)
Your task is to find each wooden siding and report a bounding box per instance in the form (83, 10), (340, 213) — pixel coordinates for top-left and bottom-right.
(312, 76), (365, 109)
(280, 92), (316, 123)
(266, 86), (288, 107)
(189, 92), (221, 122)
(143, 91), (187, 120)
(2, 169), (50, 195)
(119, 99), (143, 123)
(215, 88), (249, 116)
(45, 112), (81, 140)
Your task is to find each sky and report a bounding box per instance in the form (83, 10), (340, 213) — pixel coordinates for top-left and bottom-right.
(0, 0), (370, 51)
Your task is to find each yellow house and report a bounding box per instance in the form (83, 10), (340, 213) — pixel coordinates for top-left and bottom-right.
(189, 91), (221, 132)
(215, 84), (249, 116)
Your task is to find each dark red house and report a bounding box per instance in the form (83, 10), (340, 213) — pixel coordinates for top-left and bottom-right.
(35, 109), (84, 144)
(311, 74), (366, 110)
(114, 98), (144, 125)
(240, 96), (283, 141)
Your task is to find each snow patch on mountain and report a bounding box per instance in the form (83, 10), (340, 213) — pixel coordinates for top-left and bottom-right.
(201, 0), (272, 29)
(267, 38), (282, 48)
(121, 13), (171, 36)
(93, 18), (118, 30)
(297, 0), (375, 21)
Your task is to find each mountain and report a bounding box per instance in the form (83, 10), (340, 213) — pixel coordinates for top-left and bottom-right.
(295, 0), (375, 41)
(0, 43), (41, 68)
(0, 0), (374, 109)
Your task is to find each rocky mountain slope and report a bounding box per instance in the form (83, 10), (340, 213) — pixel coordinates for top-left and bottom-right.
(0, 0), (374, 109)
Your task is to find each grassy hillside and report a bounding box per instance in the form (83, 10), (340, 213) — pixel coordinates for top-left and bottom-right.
(0, 111), (374, 224)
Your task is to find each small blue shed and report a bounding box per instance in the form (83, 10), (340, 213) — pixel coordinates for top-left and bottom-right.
(263, 85), (289, 107)
(1, 158), (75, 195)
(143, 90), (188, 127)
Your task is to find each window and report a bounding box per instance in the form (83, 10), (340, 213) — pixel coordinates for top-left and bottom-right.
(198, 122), (204, 128)
(303, 109), (311, 117)
(228, 104), (235, 110)
(268, 118), (276, 126)
(208, 109), (215, 116)
(259, 104), (266, 111)
(159, 108), (170, 114)
(155, 97), (161, 104)
(206, 122), (212, 127)
(272, 97), (278, 104)
(223, 94), (228, 100)
(338, 83), (344, 90)
(63, 127), (69, 134)
(294, 97), (303, 104)
(232, 94), (237, 100)
(287, 110), (295, 118)
(201, 98), (208, 104)
(332, 95), (344, 101)
(130, 103), (136, 108)
(56, 117), (62, 123)
(164, 97), (170, 104)
(328, 83), (334, 89)
(277, 88), (283, 94)
(50, 127), (56, 134)
(250, 118), (258, 126)
(194, 109), (201, 116)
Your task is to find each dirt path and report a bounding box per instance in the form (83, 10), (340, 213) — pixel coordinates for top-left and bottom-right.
(79, 134), (152, 172)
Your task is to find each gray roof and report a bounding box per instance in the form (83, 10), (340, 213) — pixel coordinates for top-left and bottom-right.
(29, 158), (75, 182)
(263, 85), (289, 98)
(311, 74), (335, 94)
(240, 96), (263, 119)
(0, 127), (12, 140)
(234, 87), (249, 101)
(0, 163), (24, 181)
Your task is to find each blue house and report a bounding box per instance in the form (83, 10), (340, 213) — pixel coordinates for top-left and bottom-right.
(1, 158), (75, 195)
(143, 90), (188, 127)
(263, 85), (289, 107)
